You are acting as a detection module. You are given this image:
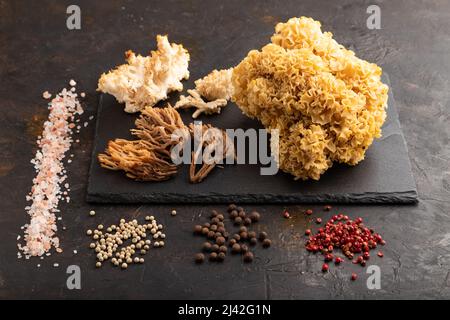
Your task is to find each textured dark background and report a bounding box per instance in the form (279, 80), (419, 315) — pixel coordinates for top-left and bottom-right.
(1, 0), (449, 300)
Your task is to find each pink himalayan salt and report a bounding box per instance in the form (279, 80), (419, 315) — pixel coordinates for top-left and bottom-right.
(20, 87), (83, 257)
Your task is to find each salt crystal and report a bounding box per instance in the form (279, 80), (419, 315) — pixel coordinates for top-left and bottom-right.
(53, 263), (59, 267)
(73, 250), (78, 254)
(83, 122), (88, 127)
(80, 92), (86, 98)
(69, 79), (77, 86)
(89, 115), (94, 120)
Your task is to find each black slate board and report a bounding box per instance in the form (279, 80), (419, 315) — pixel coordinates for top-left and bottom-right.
(87, 73), (418, 204)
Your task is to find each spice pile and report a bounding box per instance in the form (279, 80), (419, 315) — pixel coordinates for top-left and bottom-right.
(304, 207), (385, 280)
(193, 204), (271, 264)
(87, 216), (165, 269)
(19, 82), (85, 258)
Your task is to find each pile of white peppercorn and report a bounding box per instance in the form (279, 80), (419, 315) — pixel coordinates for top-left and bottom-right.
(86, 216), (165, 269)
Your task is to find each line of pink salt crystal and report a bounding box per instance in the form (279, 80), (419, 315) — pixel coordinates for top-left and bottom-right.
(19, 86), (83, 257)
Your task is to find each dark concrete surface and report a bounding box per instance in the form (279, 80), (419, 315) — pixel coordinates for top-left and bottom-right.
(0, 0), (449, 300)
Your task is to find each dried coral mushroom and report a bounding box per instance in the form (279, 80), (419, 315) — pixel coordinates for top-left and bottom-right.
(195, 68), (234, 101)
(98, 35), (190, 113)
(232, 17), (389, 180)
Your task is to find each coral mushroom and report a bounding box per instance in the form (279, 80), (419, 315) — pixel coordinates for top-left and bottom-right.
(98, 35), (190, 113)
(232, 17), (389, 180)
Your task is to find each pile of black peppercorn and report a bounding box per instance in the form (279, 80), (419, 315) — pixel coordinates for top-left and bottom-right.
(193, 204), (271, 264)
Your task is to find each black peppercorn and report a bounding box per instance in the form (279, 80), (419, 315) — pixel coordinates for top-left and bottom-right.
(194, 225), (203, 234)
(248, 231), (256, 239)
(250, 237), (258, 246)
(243, 251), (254, 263)
(232, 234), (241, 241)
(241, 244), (249, 253)
(239, 226), (248, 233)
(219, 245), (228, 253)
(210, 224), (218, 232)
(195, 253), (205, 264)
(238, 211), (246, 218)
(201, 227), (209, 235)
(249, 211), (261, 222)
(244, 217), (252, 226)
(217, 252), (226, 262)
(211, 210), (219, 218)
(216, 236), (226, 246)
(209, 252), (218, 261)
(234, 217), (243, 225)
(259, 232), (268, 241)
(230, 210), (238, 219)
(211, 218), (220, 225)
(202, 242), (212, 252)
(232, 243), (241, 254)
(227, 204), (237, 212)
(237, 207), (244, 213)
(262, 239), (272, 248)
(240, 232), (248, 240)
(229, 239), (237, 246)
(211, 244), (220, 252)
(207, 231), (216, 239)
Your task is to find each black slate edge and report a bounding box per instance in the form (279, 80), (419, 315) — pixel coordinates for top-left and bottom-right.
(86, 190), (418, 204)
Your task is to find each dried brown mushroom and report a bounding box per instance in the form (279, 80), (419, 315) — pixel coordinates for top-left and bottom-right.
(98, 105), (234, 183)
(189, 123), (235, 184)
(98, 139), (178, 181)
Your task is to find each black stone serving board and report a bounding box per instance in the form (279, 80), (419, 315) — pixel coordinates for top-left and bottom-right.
(87, 73), (418, 204)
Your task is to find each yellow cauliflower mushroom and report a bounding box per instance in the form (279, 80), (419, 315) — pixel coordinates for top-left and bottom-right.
(232, 17), (389, 180)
